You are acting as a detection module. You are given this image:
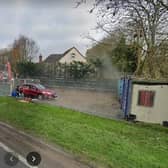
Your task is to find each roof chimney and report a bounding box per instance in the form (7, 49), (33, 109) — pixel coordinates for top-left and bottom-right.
(39, 55), (42, 63)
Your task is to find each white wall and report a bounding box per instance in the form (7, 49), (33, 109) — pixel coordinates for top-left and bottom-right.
(130, 84), (168, 124)
(59, 48), (86, 64)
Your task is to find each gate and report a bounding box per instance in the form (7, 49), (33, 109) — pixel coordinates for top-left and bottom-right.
(118, 77), (132, 118)
(0, 81), (11, 96)
(0, 62), (13, 96)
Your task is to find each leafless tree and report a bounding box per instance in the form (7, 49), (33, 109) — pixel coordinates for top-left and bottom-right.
(78, 0), (168, 78)
(159, 0), (168, 10)
(12, 35), (39, 62)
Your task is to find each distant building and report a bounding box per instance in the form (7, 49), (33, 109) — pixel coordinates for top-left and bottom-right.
(44, 47), (86, 64)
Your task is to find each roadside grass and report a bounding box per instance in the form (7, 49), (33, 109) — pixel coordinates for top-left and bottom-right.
(0, 97), (168, 168)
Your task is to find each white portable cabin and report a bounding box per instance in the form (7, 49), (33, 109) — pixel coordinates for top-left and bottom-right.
(130, 80), (168, 124)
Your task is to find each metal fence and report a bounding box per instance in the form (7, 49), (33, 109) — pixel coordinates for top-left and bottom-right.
(12, 77), (118, 93)
(0, 81), (11, 96)
(42, 62), (99, 80)
(37, 77), (118, 92)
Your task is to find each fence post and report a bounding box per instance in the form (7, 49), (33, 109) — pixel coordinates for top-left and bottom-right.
(10, 78), (15, 96)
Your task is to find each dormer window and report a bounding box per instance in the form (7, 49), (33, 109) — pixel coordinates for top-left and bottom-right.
(71, 53), (75, 58)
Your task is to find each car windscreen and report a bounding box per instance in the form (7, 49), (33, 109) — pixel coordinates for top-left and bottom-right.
(36, 84), (46, 90)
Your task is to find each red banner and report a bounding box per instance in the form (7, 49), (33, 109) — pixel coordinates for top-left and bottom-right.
(7, 62), (12, 80)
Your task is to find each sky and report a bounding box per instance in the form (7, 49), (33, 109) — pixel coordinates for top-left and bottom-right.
(0, 0), (103, 59)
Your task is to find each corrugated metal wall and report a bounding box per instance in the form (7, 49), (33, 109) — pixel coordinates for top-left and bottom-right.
(118, 77), (132, 118)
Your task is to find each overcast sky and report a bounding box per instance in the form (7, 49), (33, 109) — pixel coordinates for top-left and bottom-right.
(0, 0), (103, 58)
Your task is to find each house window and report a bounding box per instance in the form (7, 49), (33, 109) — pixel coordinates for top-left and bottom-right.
(138, 90), (155, 107)
(71, 53), (75, 58)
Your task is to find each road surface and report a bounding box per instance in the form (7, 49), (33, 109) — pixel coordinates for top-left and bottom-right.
(0, 122), (90, 168)
(0, 146), (29, 168)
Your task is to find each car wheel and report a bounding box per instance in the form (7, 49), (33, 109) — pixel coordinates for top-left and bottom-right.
(24, 94), (28, 98)
(38, 94), (43, 100)
(48, 95), (52, 99)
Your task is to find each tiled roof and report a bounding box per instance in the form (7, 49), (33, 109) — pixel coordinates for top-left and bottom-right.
(44, 54), (63, 63)
(44, 47), (74, 63)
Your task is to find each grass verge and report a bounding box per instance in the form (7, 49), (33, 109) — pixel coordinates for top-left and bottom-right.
(0, 97), (168, 168)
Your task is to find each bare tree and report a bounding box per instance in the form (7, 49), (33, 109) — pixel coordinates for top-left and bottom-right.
(12, 35), (39, 62)
(159, 0), (168, 10)
(78, 0), (168, 78)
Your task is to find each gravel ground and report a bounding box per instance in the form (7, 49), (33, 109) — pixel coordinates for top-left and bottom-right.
(44, 87), (123, 119)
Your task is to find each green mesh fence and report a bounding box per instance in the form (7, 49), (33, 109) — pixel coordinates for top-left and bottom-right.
(0, 82), (11, 96)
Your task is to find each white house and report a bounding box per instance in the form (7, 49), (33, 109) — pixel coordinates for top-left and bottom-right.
(44, 47), (86, 64)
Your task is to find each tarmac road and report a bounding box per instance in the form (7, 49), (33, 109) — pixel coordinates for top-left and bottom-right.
(0, 146), (29, 168)
(0, 122), (90, 168)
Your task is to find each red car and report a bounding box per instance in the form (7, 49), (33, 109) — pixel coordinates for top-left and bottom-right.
(19, 83), (57, 99)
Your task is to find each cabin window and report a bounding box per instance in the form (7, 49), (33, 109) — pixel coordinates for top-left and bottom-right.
(138, 90), (155, 107)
